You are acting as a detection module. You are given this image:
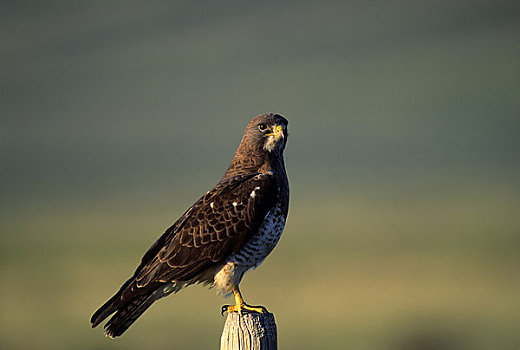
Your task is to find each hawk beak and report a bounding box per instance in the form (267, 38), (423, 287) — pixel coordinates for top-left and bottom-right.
(263, 124), (285, 152)
(266, 125), (284, 138)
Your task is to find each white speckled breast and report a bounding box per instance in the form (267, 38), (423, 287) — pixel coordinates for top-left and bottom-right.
(213, 203), (286, 295)
(231, 203), (285, 268)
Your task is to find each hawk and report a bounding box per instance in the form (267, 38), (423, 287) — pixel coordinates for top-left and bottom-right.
(91, 113), (289, 338)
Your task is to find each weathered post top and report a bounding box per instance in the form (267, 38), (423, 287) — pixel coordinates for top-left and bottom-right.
(220, 312), (277, 350)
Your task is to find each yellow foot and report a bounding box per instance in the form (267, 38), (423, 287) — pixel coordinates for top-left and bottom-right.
(221, 303), (268, 315)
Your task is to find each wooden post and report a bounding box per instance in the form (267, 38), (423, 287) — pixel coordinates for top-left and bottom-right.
(220, 312), (277, 350)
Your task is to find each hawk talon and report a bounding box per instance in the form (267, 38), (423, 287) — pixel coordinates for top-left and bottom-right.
(221, 285), (269, 316)
(221, 305), (230, 316)
(221, 303), (268, 315)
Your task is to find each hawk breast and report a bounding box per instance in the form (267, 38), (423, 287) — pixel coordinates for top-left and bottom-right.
(213, 201), (286, 295)
(231, 201), (286, 268)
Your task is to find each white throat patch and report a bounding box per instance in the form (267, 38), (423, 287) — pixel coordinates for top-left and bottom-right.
(264, 135), (283, 152)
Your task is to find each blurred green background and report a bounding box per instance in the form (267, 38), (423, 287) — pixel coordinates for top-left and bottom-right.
(1, 1), (519, 349)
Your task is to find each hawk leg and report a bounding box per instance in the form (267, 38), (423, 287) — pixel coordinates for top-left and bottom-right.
(221, 286), (268, 315)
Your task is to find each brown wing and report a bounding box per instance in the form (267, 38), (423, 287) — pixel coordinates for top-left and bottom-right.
(121, 172), (278, 296)
(91, 173), (278, 330)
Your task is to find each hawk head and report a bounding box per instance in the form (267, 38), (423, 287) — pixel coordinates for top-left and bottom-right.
(225, 113), (289, 176)
(243, 113), (289, 155)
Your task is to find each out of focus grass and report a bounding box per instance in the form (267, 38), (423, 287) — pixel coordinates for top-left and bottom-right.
(1, 173), (519, 349)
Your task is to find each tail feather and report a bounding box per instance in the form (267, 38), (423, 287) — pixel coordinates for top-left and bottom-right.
(91, 282), (178, 337)
(104, 293), (157, 338)
(91, 294), (123, 329)
(91, 279), (133, 328)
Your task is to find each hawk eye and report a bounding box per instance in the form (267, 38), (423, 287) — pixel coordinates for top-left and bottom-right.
(258, 123), (268, 131)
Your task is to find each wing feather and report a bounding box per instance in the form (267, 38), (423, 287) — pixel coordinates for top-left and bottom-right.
(121, 172), (277, 293)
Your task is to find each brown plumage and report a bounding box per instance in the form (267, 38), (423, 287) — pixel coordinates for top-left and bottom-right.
(91, 113), (289, 338)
